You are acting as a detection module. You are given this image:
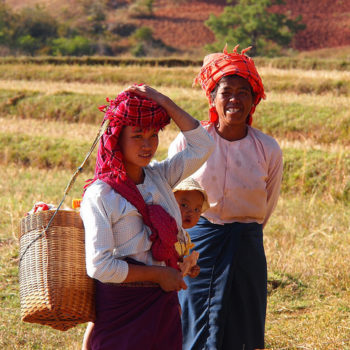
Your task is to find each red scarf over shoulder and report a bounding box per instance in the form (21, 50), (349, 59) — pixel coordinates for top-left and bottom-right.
(85, 90), (180, 270)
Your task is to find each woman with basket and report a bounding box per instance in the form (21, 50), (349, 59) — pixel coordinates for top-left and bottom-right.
(80, 84), (214, 350)
(168, 45), (283, 350)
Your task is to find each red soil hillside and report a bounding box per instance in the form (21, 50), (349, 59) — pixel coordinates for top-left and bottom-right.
(274, 0), (350, 50)
(5, 0), (350, 52)
(136, 0), (226, 52)
(137, 0), (350, 52)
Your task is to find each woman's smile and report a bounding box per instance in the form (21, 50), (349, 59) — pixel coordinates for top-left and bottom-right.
(225, 104), (242, 115)
(139, 152), (152, 157)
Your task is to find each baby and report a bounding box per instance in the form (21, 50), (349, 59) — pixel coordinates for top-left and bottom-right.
(82, 177), (208, 350)
(173, 177), (209, 278)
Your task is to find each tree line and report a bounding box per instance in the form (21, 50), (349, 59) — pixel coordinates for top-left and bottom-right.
(0, 0), (305, 57)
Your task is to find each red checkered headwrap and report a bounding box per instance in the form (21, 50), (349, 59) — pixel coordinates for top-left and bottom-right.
(85, 90), (180, 270)
(92, 90), (170, 184)
(194, 45), (266, 125)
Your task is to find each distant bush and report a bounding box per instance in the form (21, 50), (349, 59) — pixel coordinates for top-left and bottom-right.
(0, 2), (15, 46)
(51, 36), (95, 56)
(14, 6), (58, 40)
(16, 35), (40, 55)
(130, 26), (176, 57)
(128, 0), (154, 18)
(13, 6), (59, 55)
(0, 1), (116, 56)
(132, 27), (153, 42)
(110, 22), (136, 37)
(131, 43), (146, 57)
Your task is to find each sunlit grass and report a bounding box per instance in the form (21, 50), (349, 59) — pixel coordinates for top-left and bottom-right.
(4, 115), (348, 153)
(0, 116), (98, 141)
(1, 87), (350, 145)
(0, 64), (199, 88)
(1, 118), (349, 203)
(265, 91), (350, 107)
(264, 195), (350, 349)
(1, 62), (350, 349)
(0, 79), (127, 96)
(259, 66), (350, 80)
(2, 79), (350, 108)
(2, 64), (350, 85)
(1, 163), (349, 349)
(2, 64), (350, 99)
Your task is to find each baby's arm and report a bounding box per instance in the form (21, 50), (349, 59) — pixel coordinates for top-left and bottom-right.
(178, 250), (200, 278)
(187, 265), (200, 278)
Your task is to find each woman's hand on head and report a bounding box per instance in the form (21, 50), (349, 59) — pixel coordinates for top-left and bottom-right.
(125, 84), (199, 131)
(125, 84), (166, 106)
(157, 266), (188, 292)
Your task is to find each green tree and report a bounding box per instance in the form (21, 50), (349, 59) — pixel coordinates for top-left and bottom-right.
(0, 1), (15, 45)
(131, 26), (153, 57)
(132, 26), (153, 42)
(129, 0), (154, 18)
(13, 6), (59, 54)
(51, 36), (95, 56)
(205, 0), (305, 56)
(82, 0), (107, 36)
(17, 34), (40, 55)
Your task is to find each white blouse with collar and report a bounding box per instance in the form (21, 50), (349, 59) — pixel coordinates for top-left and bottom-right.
(81, 125), (214, 284)
(168, 124), (283, 227)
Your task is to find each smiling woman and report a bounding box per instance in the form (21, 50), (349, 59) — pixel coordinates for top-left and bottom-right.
(169, 45), (283, 350)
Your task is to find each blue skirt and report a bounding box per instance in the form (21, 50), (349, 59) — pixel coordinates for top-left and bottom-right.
(179, 217), (267, 350)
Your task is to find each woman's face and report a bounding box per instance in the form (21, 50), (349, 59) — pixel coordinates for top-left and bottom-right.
(119, 126), (159, 174)
(213, 75), (254, 129)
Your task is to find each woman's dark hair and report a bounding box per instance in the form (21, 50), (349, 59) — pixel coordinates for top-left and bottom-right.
(210, 82), (220, 103)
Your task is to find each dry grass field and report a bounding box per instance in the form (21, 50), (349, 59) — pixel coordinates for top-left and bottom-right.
(0, 61), (349, 349)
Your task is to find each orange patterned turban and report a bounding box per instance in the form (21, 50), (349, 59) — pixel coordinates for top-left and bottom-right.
(194, 45), (266, 125)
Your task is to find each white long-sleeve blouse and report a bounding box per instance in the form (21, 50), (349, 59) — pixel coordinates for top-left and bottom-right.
(80, 124), (214, 284)
(168, 123), (283, 227)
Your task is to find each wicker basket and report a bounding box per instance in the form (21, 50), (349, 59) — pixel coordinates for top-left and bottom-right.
(19, 210), (95, 331)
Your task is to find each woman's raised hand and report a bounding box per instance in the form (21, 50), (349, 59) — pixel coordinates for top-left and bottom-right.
(125, 84), (166, 106)
(125, 83), (199, 132)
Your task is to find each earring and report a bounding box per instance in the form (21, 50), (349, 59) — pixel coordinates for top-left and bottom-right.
(209, 106), (219, 124)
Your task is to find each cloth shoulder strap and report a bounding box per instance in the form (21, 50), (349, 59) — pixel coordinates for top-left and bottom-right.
(107, 178), (180, 270)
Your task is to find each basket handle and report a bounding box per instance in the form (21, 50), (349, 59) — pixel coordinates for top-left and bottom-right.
(19, 119), (110, 264)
